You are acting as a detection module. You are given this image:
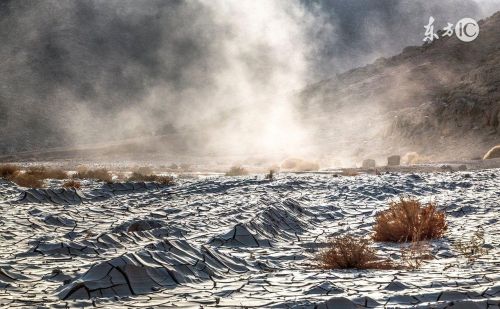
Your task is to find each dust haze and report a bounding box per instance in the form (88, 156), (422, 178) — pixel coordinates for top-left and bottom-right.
(0, 0), (499, 165)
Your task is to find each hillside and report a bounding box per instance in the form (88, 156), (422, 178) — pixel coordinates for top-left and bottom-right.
(301, 11), (500, 162)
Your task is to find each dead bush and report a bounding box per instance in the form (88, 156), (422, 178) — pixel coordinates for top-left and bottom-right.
(62, 180), (81, 189)
(128, 172), (175, 185)
(400, 241), (434, 269)
(373, 197), (447, 242)
(25, 166), (67, 180)
(453, 228), (488, 263)
(265, 169), (275, 181)
(318, 235), (395, 270)
(0, 164), (21, 179)
(74, 167), (112, 183)
(225, 166), (249, 176)
(10, 173), (44, 188)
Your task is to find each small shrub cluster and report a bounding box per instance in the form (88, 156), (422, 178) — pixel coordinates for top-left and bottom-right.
(400, 241), (434, 270)
(128, 172), (175, 185)
(25, 166), (67, 180)
(453, 228), (488, 263)
(62, 180), (81, 189)
(318, 236), (394, 270)
(225, 166), (249, 176)
(373, 197), (447, 242)
(265, 169), (275, 181)
(318, 196), (447, 270)
(0, 164), (44, 188)
(9, 173), (44, 188)
(74, 167), (112, 183)
(0, 164), (20, 179)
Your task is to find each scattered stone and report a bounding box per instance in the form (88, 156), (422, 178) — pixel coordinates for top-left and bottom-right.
(483, 145), (500, 159)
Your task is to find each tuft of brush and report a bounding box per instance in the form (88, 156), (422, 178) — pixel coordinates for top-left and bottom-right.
(128, 172), (175, 185)
(318, 235), (395, 270)
(62, 180), (81, 189)
(74, 167), (113, 183)
(225, 166), (248, 176)
(373, 196), (447, 242)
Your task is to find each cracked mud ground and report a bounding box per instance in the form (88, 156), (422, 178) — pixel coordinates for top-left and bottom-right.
(0, 170), (499, 308)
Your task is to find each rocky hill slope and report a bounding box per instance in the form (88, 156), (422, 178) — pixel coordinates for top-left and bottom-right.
(301, 11), (500, 162)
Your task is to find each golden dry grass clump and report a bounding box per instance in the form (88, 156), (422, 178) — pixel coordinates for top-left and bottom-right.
(74, 167), (113, 183)
(373, 197), (447, 242)
(62, 180), (81, 189)
(225, 166), (249, 176)
(0, 164), (44, 188)
(280, 158), (319, 171)
(25, 166), (67, 180)
(0, 164), (21, 179)
(127, 172), (175, 185)
(9, 173), (44, 188)
(318, 235), (394, 270)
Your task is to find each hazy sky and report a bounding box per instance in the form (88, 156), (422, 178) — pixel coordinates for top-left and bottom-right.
(0, 0), (499, 155)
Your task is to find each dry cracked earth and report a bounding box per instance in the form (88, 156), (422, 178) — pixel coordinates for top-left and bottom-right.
(0, 169), (499, 308)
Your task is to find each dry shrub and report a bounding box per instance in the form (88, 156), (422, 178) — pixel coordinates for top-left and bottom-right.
(0, 164), (21, 179)
(265, 169), (275, 181)
(128, 172), (175, 185)
(62, 180), (81, 189)
(10, 173), (44, 188)
(74, 167), (112, 183)
(318, 235), (395, 270)
(281, 158), (319, 171)
(453, 228), (488, 263)
(373, 197), (447, 242)
(225, 166), (249, 176)
(400, 241), (434, 269)
(25, 166), (67, 180)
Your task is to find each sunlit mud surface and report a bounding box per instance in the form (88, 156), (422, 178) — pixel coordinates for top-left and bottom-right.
(0, 170), (499, 308)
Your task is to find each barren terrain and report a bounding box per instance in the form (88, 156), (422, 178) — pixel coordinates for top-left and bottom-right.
(0, 167), (499, 308)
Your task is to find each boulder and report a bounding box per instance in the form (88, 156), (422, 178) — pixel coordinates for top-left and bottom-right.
(362, 159), (376, 168)
(483, 145), (500, 159)
(387, 155), (400, 166)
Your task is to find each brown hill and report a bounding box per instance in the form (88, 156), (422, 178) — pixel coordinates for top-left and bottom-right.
(301, 11), (500, 162)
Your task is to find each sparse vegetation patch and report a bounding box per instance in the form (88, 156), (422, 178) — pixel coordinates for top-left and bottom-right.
(453, 228), (489, 263)
(318, 235), (395, 270)
(225, 166), (249, 176)
(373, 196), (447, 242)
(128, 172), (175, 185)
(25, 166), (67, 180)
(74, 167), (113, 183)
(63, 180), (82, 189)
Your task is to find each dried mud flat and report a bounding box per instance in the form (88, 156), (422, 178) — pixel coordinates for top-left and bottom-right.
(0, 169), (499, 308)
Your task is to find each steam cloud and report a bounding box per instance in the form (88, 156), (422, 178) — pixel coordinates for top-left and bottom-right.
(0, 0), (498, 158)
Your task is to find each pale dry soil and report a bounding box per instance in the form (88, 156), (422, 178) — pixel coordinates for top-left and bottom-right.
(0, 169), (499, 308)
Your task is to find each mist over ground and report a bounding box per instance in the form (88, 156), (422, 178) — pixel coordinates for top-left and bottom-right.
(0, 0), (499, 162)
